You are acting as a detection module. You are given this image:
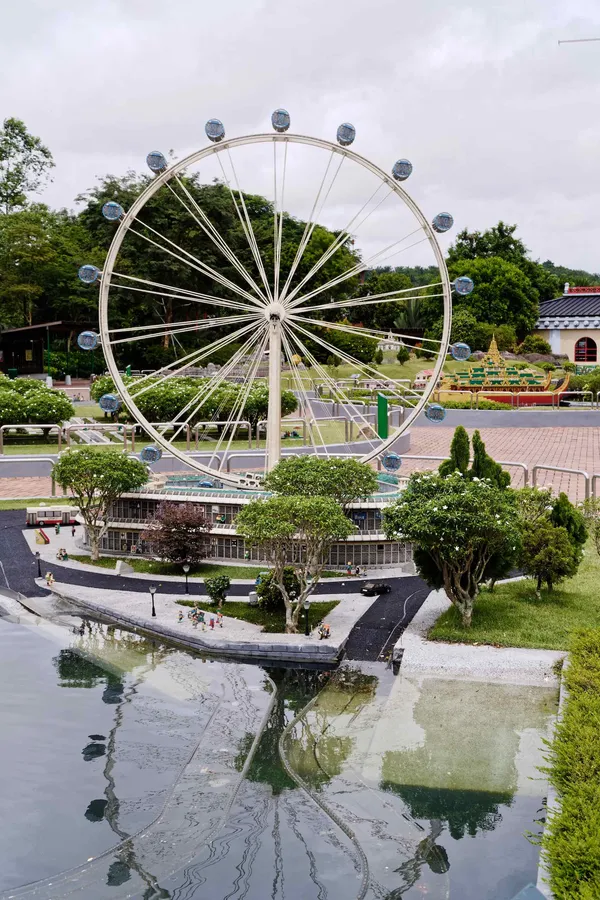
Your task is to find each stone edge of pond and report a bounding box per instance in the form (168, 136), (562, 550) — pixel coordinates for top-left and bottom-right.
(45, 583), (373, 663)
(535, 659), (569, 900)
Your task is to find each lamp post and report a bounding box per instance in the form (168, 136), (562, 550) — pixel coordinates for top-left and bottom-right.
(149, 584), (157, 617)
(182, 561), (190, 594)
(303, 598), (311, 636)
(35, 551), (41, 578)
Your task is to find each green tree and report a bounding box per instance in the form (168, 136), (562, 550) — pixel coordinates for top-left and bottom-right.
(582, 498), (600, 556)
(140, 502), (210, 564)
(518, 335), (552, 355)
(427, 307), (478, 345)
(470, 430), (511, 488)
(447, 257), (539, 338)
(374, 347), (384, 364)
(438, 426), (470, 477)
(520, 520), (580, 595)
(236, 496), (355, 632)
(0, 118), (54, 214)
(355, 270), (412, 330)
(204, 574), (230, 607)
(396, 345), (410, 365)
(394, 297), (429, 332)
(51, 449), (148, 560)
(0, 390), (25, 426)
(384, 472), (520, 626)
(263, 456), (378, 509)
(550, 492), (587, 550)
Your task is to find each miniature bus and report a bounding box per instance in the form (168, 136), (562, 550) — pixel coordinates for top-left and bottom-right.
(26, 505), (79, 527)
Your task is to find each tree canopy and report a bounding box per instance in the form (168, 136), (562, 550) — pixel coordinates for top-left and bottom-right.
(263, 456), (378, 508)
(52, 449), (148, 559)
(141, 501), (210, 564)
(0, 118), (54, 214)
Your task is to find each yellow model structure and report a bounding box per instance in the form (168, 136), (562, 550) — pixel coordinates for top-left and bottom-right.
(440, 336), (570, 396)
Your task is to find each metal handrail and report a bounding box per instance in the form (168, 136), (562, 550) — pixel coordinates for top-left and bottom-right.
(532, 464), (590, 500)
(192, 420), (252, 450)
(398, 454), (530, 486)
(556, 390), (595, 408)
(0, 423), (63, 455)
(515, 391), (557, 409)
(64, 422), (136, 451)
(592, 474), (600, 499)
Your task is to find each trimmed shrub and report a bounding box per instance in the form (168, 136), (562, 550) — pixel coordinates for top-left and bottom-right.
(518, 335), (552, 354)
(542, 630), (600, 899)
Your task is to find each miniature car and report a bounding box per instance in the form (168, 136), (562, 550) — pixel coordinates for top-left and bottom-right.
(361, 582), (391, 596)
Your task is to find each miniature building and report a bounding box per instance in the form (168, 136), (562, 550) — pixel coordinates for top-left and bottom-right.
(535, 283), (600, 363)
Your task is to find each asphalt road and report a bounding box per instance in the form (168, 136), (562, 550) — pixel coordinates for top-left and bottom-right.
(0, 509), (430, 661)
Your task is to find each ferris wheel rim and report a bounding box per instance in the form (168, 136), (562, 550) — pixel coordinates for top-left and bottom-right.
(98, 131), (453, 486)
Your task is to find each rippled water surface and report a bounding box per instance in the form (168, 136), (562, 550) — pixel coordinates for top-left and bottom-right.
(0, 603), (557, 899)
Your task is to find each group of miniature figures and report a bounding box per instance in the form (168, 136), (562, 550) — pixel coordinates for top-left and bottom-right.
(346, 562), (366, 577)
(56, 548), (69, 561)
(177, 606), (223, 630)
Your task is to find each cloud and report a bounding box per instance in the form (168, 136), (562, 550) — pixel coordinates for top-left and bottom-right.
(2, 0), (600, 270)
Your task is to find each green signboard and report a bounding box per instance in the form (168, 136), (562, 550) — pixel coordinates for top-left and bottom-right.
(377, 393), (388, 439)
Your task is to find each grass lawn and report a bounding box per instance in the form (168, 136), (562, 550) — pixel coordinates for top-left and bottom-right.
(68, 554), (342, 580)
(176, 597), (339, 633)
(428, 542), (600, 651)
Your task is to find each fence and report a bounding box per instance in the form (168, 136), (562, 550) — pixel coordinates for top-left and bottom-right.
(0, 424), (63, 455)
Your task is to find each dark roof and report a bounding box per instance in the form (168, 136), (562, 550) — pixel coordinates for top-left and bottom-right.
(539, 294), (600, 318)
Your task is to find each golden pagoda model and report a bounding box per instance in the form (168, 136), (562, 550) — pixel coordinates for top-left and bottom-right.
(440, 336), (570, 396)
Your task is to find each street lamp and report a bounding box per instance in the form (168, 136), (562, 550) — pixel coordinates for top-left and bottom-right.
(303, 598), (311, 636)
(182, 561), (190, 594)
(35, 551), (41, 578)
(149, 584), (157, 617)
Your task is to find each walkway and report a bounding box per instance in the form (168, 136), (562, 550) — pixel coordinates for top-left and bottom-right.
(343, 577), (429, 661)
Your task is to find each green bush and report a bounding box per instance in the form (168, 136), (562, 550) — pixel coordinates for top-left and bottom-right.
(440, 398), (512, 410)
(539, 361), (556, 372)
(396, 346), (410, 365)
(204, 574), (231, 607)
(374, 348), (384, 364)
(256, 567), (300, 612)
(518, 334), (552, 354)
(542, 630), (600, 899)
(563, 361), (576, 372)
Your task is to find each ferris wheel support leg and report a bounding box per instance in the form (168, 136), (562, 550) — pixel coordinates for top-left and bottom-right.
(266, 318), (283, 471)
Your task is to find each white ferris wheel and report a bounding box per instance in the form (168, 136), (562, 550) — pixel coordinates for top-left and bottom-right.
(77, 110), (474, 488)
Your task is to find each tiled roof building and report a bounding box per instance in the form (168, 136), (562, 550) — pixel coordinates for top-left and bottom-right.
(535, 283), (600, 362)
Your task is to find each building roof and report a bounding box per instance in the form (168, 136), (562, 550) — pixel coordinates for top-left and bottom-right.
(539, 286), (600, 320)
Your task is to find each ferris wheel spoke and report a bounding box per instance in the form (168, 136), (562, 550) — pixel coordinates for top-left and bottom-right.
(167, 176), (267, 306)
(290, 315), (444, 350)
(168, 325), (268, 445)
(283, 325), (382, 452)
(290, 320), (427, 403)
(273, 140), (289, 301)
(282, 182), (393, 308)
(128, 219), (263, 308)
(293, 284), (444, 316)
(213, 328), (270, 471)
(108, 273), (258, 313)
(280, 328), (327, 455)
(108, 313), (258, 346)
(128, 320), (260, 400)
(286, 226), (424, 311)
(215, 151), (273, 302)
(277, 150), (343, 305)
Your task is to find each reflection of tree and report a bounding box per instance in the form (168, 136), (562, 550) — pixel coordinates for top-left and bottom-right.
(55, 620), (171, 896)
(381, 783), (509, 841)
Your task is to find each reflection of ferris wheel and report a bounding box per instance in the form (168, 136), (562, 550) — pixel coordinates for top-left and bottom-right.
(78, 110), (474, 487)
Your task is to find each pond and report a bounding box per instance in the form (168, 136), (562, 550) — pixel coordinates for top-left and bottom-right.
(0, 598), (557, 899)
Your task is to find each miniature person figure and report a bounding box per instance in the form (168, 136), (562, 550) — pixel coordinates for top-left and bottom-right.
(192, 615), (198, 629)
(354, 565), (360, 577)
(177, 610), (184, 623)
(209, 617), (215, 630)
(217, 611), (223, 628)
(55, 523), (61, 535)
(71, 524), (76, 538)
(45, 571), (55, 586)
(346, 561), (353, 576)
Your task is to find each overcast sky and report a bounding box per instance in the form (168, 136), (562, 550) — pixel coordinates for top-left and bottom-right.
(2, 0), (600, 272)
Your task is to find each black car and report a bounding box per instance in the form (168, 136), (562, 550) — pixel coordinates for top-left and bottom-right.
(361, 581), (391, 596)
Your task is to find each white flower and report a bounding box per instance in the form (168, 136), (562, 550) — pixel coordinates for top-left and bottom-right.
(443, 505), (447, 509)
(433, 507), (438, 511)
(473, 477), (479, 482)
(455, 546), (460, 550)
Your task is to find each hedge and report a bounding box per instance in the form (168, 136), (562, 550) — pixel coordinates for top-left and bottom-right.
(542, 629), (600, 899)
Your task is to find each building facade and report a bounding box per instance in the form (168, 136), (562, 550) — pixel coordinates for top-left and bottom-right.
(90, 478), (413, 569)
(535, 284), (600, 363)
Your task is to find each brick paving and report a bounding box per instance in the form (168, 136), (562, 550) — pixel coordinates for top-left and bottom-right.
(405, 426), (600, 502)
(1, 426), (599, 502)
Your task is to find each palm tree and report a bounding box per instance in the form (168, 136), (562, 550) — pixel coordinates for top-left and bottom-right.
(394, 298), (427, 333)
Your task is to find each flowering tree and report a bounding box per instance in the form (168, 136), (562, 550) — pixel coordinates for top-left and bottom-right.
(52, 448), (148, 559)
(264, 456), (378, 509)
(384, 471), (521, 626)
(236, 496), (355, 633)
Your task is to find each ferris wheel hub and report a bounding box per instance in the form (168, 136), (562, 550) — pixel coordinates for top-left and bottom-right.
(265, 301), (287, 322)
